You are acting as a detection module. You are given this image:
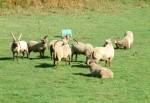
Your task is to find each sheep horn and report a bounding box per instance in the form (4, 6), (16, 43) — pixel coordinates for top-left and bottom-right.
(18, 33), (22, 40)
(73, 39), (78, 44)
(11, 33), (16, 41)
(43, 35), (48, 39)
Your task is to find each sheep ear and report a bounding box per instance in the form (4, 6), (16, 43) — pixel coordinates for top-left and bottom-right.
(11, 33), (16, 41)
(18, 33), (22, 40)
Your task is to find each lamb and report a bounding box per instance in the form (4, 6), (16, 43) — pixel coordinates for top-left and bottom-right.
(28, 35), (48, 58)
(87, 59), (113, 78)
(90, 39), (114, 67)
(71, 39), (94, 62)
(53, 40), (72, 66)
(114, 31), (134, 49)
(49, 35), (70, 60)
(11, 33), (28, 61)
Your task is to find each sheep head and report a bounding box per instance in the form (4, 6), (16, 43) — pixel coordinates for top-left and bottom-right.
(41, 35), (48, 44)
(103, 39), (112, 47)
(87, 59), (96, 65)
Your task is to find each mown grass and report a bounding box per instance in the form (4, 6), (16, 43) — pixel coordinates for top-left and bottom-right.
(0, 6), (150, 103)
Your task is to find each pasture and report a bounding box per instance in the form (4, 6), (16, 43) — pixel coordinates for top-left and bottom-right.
(0, 6), (150, 103)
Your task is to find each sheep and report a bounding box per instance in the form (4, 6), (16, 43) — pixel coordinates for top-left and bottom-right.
(11, 33), (28, 61)
(87, 59), (113, 78)
(53, 40), (72, 66)
(114, 31), (134, 49)
(71, 39), (94, 62)
(48, 35), (70, 60)
(90, 39), (114, 67)
(28, 35), (48, 58)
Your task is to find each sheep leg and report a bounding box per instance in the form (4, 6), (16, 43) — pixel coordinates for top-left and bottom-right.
(75, 53), (77, 62)
(68, 55), (71, 65)
(105, 60), (108, 67)
(50, 50), (53, 60)
(108, 58), (112, 67)
(71, 53), (74, 61)
(39, 52), (42, 57)
(26, 51), (29, 58)
(16, 52), (18, 62)
(53, 58), (56, 66)
(22, 52), (25, 59)
(42, 51), (44, 57)
(50, 48), (53, 60)
(12, 52), (15, 60)
(28, 50), (31, 58)
(65, 59), (67, 65)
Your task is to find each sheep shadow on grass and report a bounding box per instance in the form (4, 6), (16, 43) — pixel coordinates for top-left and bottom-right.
(71, 64), (88, 69)
(0, 57), (13, 61)
(29, 56), (50, 60)
(35, 63), (54, 68)
(73, 73), (102, 79)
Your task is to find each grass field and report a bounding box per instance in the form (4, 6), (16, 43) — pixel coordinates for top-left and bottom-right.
(0, 6), (150, 103)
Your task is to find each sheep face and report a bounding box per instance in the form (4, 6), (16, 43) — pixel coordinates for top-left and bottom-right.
(11, 42), (19, 52)
(87, 59), (96, 65)
(41, 36), (48, 45)
(114, 40), (122, 48)
(103, 39), (112, 47)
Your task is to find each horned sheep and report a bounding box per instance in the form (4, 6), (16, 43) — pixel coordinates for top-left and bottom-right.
(53, 40), (72, 66)
(11, 33), (28, 61)
(71, 39), (94, 62)
(49, 35), (70, 60)
(28, 35), (48, 58)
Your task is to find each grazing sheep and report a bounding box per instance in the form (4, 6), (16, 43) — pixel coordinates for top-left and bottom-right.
(11, 33), (28, 61)
(49, 35), (70, 60)
(71, 39), (93, 62)
(28, 35), (48, 57)
(115, 31), (134, 49)
(87, 59), (113, 78)
(53, 41), (72, 66)
(91, 39), (114, 67)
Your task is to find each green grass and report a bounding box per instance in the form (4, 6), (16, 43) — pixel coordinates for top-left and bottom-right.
(0, 6), (150, 103)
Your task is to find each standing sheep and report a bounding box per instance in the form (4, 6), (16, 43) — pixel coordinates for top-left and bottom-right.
(49, 35), (70, 60)
(90, 39), (114, 67)
(11, 33), (28, 61)
(53, 40), (72, 66)
(71, 39), (94, 62)
(87, 59), (113, 78)
(114, 31), (134, 49)
(28, 35), (48, 58)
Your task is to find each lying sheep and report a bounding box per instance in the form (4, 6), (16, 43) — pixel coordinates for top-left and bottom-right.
(87, 59), (113, 78)
(11, 33), (28, 61)
(49, 35), (70, 60)
(28, 35), (48, 58)
(115, 31), (134, 49)
(90, 39), (114, 67)
(71, 39), (93, 62)
(53, 40), (72, 66)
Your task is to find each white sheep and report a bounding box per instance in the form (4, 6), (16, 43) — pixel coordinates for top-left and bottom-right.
(49, 35), (70, 60)
(28, 36), (48, 58)
(71, 39), (94, 62)
(11, 33), (28, 61)
(91, 39), (114, 67)
(53, 41), (72, 66)
(87, 59), (113, 78)
(115, 31), (134, 49)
